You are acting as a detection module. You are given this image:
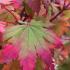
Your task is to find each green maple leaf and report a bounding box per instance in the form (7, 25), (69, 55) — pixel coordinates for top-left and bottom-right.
(4, 20), (59, 58)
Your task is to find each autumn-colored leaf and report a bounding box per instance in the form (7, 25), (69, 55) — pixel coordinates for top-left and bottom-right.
(24, 0), (41, 14)
(2, 59), (21, 70)
(52, 19), (69, 37)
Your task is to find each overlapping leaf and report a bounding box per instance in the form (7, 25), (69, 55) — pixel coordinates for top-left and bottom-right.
(23, 0), (41, 14)
(4, 20), (62, 58)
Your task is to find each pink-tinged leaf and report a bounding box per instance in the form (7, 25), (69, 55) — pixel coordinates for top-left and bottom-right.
(38, 49), (54, 70)
(1, 43), (19, 63)
(0, 21), (5, 33)
(10, 0), (22, 9)
(0, 0), (12, 4)
(45, 29), (63, 48)
(4, 20), (64, 70)
(24, 0), (41, 14)
(0, 21), (5, 42)
(38, 49), (52, 65)
(20, 49), (54, 70)
(20, 53), (36, 70)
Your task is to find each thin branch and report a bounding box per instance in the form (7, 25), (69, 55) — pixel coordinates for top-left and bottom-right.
(0, 3), (18, 22)
(50, 9), (64, 22)
(50, 3), (70, 22)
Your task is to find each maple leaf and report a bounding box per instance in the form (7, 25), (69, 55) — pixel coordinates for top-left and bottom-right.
(0, 0), (70, 70)
(4, 20), (62, 50)
(4, 20), (63, 70)
(0, 43), (19, 64)
(23, 0), (41, 14)
(20, 49), (54, 70)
